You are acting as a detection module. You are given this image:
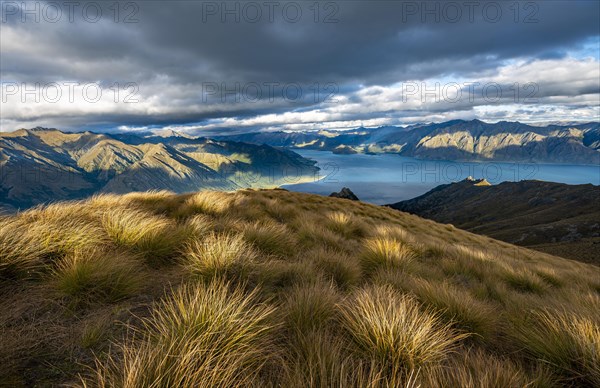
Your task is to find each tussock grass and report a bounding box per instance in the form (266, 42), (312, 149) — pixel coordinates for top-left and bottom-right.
(87, 280), (278, 387)
(372, 224), (412, 242)
(80, 313), (113, 349)
(184, 233), (257, 280)
(253, 260), (320, 293)
(0, 217), (48, 278)
(53, 249), (144, 304)
(121, 190), (180, 215)
(408, 279), (497, 340)
(3, 188), (600, 386)
(261, 197), (299, 223)
(23, 206), (109, 256)
(510, 309), (600, 386)
(183, 214), (214, 238)
(360, 236), (416, 273)
(291, 213), (349, 251)
(339, 285), (466, 370)
(536, 268), (564, 288)
(283, 281), (340, 336)
(439, 253), (494, 283)
(242, 220), (297, 256)
(102, 208), (186, 265)
(283, 330), (421, 388)
(325, 211), (367, 239)
(304, 247), (362, 289)
(1, 207), (108, 278)
(178, 190), (234, 216)
(284, 330), (355, 388)
(501, 266), (548, 294)
(423, 348), (537, 387)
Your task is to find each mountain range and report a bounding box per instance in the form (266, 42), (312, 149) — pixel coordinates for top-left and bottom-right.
(216, 119), (600, 165)
(0, 128), (318, 211)
(388, 178), (600, 264)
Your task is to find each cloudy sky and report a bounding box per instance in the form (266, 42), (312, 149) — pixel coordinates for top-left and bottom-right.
(1, 0), (599, 134)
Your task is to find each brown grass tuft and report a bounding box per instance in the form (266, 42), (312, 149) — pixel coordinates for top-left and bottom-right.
(183, 233), (257, 281)
(86, 280), (278, 387)
(360, 236), (416, 273)
(339, 285), (467, 371)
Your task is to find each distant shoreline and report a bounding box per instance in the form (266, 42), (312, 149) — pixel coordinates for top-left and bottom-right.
(287, 147), (600, 168)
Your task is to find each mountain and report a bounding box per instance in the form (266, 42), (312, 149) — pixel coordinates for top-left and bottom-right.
(1, 189), (598, 386)
(0, 128), (318, 210)
(329, 187), (360, 201)
(387, 179), (600, 264)
(216, 120), (600, 164)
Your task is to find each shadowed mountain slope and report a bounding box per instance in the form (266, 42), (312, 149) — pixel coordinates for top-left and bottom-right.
(388, 179), (600, 264)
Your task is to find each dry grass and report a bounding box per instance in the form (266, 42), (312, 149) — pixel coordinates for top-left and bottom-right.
(303, 246), (362, 289)
(501, 265), (549, 294)
(102, 208), (187, 265)
(291, 213), (349, 252)
(284, 330), (355, 387)
(509, 309), (600, 386)
(178, 190), (235, 216)
(339, 285), (467, 371)
(282, 281), (340, 336)
(183, 214), (214, 238)
(241, 220), (297, 256)
(53, 249), (144, 304)
(325, 211), (367, 239)
(86, 280), (278, 387)
(404, 278), (497, 340)
(1, 188), (598, 387)
(360, 236), (417, 273)
(0, 217), (48, 278)
(422, 348), (537, 387)
(184, 233), (257, 281)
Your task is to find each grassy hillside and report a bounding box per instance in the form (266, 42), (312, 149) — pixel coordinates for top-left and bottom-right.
(1, 189), (599, 387)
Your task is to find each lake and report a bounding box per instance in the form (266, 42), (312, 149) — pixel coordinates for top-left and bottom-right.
(282, 150), (600, 204)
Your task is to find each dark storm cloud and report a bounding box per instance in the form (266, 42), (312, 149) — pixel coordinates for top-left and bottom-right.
(1, 0), (599, 131)
(124, 1), (597, 81)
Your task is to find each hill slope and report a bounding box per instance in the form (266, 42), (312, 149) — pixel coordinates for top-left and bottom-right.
(0, 128), (318, 210)
(388, 179), (600, 264)
(1, 189), (598, 386)
(217, 120), (600, 164)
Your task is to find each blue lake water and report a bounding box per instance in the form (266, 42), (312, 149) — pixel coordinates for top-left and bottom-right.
(283, 150), (600, 204)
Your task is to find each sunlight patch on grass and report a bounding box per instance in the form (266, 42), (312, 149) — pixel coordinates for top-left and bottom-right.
(184, 233), (257, 281)
(360, 236), (416, 273)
